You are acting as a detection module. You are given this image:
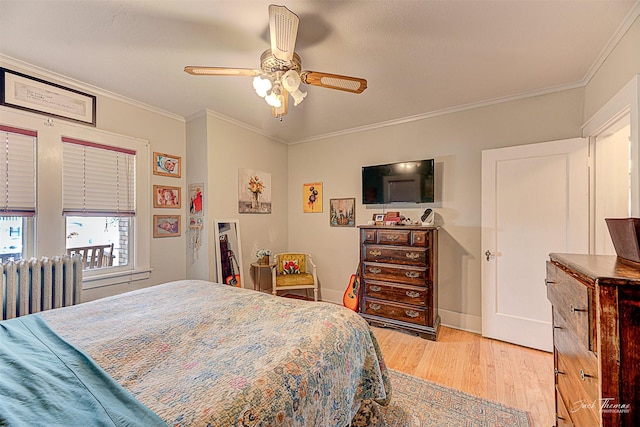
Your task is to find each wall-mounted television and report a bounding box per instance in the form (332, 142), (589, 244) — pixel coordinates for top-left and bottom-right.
(362, 159), (435, 205)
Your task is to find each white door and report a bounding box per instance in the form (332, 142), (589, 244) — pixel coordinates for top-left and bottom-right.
(481, 138), (588, 351)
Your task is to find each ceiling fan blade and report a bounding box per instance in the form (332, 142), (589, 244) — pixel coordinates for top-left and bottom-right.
(269, 5), (299, 61)
(300, 71), (367, 94)
(184, 66), (260, 76)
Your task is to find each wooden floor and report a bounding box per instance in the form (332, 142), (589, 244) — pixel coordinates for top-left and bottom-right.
(372, 325), (555, 427)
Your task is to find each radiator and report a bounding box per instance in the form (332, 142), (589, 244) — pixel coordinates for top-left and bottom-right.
(1, 255), (83, 321)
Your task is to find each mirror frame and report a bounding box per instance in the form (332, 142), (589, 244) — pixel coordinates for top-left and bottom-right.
(213, 219), (245, 287)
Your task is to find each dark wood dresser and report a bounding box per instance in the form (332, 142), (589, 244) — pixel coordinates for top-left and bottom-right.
(547, 253), (640, 426)
(358, 225), (439, 340)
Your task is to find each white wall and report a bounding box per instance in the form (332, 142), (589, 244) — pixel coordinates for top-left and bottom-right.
(194, 111), (289, 290)
(287, 89), (584, 332)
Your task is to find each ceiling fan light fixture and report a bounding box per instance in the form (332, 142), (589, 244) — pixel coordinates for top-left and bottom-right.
(281, 70), (307, 106)
(253, 75), (272, 98)
(265, 92), (282, 108)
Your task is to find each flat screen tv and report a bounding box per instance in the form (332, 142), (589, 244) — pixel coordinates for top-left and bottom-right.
(362, 159), (434, 204)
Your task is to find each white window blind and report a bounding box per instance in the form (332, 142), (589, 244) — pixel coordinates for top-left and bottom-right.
(62, 137), (136, 216)
(0, 125), (36, 216)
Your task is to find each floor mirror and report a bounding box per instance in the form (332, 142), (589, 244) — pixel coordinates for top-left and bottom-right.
(213, 219), (244, 288)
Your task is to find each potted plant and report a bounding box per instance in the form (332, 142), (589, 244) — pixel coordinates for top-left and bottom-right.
(256, 249), (272, 265)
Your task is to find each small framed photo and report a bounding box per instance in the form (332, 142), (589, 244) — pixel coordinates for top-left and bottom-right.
(153, 215), (181, 238)
(374, 214), (385, 222)
(330, 198), (355, 227)
(153, 152), (181, 178)
(153, 185), (181, 208)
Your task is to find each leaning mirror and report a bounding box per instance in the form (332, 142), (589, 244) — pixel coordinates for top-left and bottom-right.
(213, 219), (245, 288)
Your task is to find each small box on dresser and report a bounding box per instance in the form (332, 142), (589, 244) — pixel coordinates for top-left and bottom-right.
(546, 253), (640, 426)
(358, 225), (439, 340)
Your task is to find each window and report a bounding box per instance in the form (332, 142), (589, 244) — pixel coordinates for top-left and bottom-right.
(0, 125), (36, 262)
(62, 137), (136, 270)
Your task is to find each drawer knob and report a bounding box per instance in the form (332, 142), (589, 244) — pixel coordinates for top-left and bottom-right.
(405, 271), (420, 279)
(570, 304), (586, 314)
(405, 290), (421, 298)
(554, 368), (565, 376)
(405, 253), (420, 260)
(369, 285), (382, 292)
(553, 325), (563, 330)
(369, 303), (382, 311)
(580, 369), (593, 381)
(405, 310), (420, 318)
(369, 267), (382, 274)
(545, 279), (555, 286)
(369, 250), (382, 257)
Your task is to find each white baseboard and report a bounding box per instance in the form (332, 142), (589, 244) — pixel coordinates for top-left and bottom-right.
(438, 309), (482, 335)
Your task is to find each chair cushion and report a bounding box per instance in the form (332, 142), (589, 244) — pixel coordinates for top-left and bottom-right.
(276, 273), (314, 287)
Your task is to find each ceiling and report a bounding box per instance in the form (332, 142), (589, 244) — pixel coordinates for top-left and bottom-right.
(0, 1), (638, 144)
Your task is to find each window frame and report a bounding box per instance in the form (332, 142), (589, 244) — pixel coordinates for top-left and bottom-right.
(1, 107), (151, 289)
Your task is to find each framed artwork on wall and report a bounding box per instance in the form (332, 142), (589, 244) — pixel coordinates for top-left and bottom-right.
(303, 182), (322, 213)
(188, 183), (204, 217)
(238, 169), (272, 214)
(153, 185), (181, 208)
(153, 152), (181, 178)
(330, 198), (355, 227)
(0, 68), (97, 126)
(153, 215), (181, 238)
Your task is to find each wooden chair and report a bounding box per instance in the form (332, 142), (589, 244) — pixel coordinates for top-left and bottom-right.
(67, 243), (114, 269)
(271, 253), (318, 301)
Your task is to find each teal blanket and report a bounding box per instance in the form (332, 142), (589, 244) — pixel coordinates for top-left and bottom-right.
(0, 315), (166, 427)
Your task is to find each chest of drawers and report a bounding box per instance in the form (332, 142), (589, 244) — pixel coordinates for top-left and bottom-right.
(358, 226), (439, 340)
(547, 253), (640, 426)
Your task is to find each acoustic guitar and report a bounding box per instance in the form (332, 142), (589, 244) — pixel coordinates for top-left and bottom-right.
(342, 263), (361, 311)
(225, 250), (241, 287)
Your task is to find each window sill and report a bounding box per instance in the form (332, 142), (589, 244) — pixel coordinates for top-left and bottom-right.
(82, 267), (153, 290)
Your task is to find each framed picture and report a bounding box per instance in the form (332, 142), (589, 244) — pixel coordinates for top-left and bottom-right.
(330, 198), (356, 227)
(373, 213), (385, 221)
(153, 215), (181, 238)
(153, 185), (181, 208)
(1, 68), (96, 126)
(303, 182), (323, 213)
(153, 152), (181, 178)
(238, 169), (272, 214)
(188, 183), (204, 216)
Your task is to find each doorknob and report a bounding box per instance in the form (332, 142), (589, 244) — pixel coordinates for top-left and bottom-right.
(485, 250), (494, 261)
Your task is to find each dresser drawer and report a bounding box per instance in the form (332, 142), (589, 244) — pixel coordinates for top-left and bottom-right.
(363, 279), (428, 306)
(547, 262), (591, 350)
(378, 230), (411, 246)
(362, 228), (377, 243)
(362, 297), (428, 325)
(362, 262), (427, 286)
(555, 350), (599, 427)
(363, 244), (427, 266)
(555, 388), (574, 426)
(411, 231), (429, 247)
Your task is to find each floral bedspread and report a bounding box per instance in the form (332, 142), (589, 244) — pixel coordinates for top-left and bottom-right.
(42, 280), (391, 426)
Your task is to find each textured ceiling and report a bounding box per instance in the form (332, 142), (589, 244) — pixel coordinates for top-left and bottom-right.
(0, 0), (638, 143)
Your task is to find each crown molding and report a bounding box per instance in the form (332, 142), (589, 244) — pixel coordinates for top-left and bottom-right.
(290, 80), (586, 145)
(0, 55), (185, 123)
(582, 1), (640, 85)
(198, 109), (288, 145)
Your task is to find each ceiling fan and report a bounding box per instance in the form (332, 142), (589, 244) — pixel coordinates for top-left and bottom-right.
(184, 4), (367, 119)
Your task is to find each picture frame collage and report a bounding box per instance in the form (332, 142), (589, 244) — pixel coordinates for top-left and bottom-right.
(153, 152), (182, 238)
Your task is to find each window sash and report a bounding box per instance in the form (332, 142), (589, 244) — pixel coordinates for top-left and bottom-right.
(62, 137), (136, 215)
(0, 125), (36, 216)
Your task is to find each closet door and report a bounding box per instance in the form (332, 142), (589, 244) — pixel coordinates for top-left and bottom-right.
(481, 138), (588, 351)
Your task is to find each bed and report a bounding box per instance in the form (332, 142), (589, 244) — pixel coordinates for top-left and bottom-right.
(0, 280), (391, 426)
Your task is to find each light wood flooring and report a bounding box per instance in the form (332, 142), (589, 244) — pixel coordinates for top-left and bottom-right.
(372, 325), (555, 427)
